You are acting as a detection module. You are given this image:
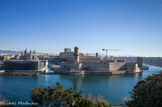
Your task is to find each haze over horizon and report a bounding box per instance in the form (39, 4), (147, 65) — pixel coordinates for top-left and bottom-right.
(0, 0), (162, 57)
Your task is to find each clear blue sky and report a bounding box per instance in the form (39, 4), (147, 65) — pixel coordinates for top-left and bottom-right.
(0, 0), (162, 57)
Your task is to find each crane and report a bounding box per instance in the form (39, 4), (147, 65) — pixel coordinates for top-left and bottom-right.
(102, 49), (122, 58)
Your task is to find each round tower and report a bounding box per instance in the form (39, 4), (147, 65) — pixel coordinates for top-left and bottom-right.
(74, 46), (79, 63)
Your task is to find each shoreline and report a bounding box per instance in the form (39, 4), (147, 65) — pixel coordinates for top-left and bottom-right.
(0, 72), (40, 76)
(52, 70), (143, 75)
(0, 70), (143, 76)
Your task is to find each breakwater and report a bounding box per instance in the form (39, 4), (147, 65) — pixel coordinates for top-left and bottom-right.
(0, 72), (40, 76)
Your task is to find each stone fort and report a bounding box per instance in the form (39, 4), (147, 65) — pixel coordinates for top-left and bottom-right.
(59, 46), (143, 75)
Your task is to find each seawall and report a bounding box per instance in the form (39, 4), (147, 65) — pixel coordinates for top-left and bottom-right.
(0, 72), (40, 76)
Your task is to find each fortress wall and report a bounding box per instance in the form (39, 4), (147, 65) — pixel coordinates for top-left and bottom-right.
(137, 57), (143, 70)
(60, 63), (82, 70)
(126, 63), (136, 71)
(60, 63), (72, 70)
(81, 62), (109, 71)
(80, 56), (101, 63)
(109, 62), (126, 71)
(85, 71), (112, 75)
(134, 64), (141, 72)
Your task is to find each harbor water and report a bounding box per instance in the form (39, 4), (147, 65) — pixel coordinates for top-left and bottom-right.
(0, 65), (161, 105)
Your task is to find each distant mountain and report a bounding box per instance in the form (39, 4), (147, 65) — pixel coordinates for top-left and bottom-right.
(0, 50), (22, 55)
(0, 50), (49, 55)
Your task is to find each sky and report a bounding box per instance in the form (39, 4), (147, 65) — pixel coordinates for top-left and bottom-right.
(0, 0), (162, 57)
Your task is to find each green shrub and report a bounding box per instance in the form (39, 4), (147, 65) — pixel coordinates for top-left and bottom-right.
(126, 73), (162, 107)
(31, 82), (110, 107)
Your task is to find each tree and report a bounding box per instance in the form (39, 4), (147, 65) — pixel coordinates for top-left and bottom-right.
(126, 73), (162, 107)
(31, 82), (110, 107)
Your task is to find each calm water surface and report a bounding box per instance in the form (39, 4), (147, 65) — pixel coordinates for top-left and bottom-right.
(0, 65), (161, 104)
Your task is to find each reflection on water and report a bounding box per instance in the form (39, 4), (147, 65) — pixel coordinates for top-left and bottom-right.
(0, 65), (161, 104)
(59, 73), (143, 104)
(59, 73), (143, 92)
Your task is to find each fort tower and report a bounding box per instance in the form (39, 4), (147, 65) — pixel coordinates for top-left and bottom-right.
(74, 46), (79, 63)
